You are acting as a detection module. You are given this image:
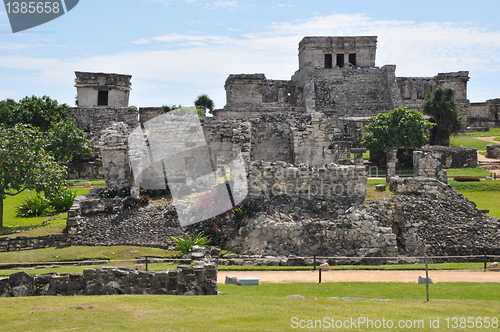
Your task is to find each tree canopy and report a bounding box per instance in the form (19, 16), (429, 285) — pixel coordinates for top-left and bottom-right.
(194, 94), (214, 115)
(361, 106), (435, 151)
(423, 87), (465, 146)
(0, 125), (67, 227)
(0, 95), (91, 162)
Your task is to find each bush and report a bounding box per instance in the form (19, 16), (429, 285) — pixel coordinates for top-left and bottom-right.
(48, 189), (78, 213)
(16, 195), (53, 217)
(454, 176), (481, 182)
(169, 232), (212, 255)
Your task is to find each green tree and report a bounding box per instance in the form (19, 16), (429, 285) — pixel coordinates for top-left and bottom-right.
(0, 125), (67, 227)
(0, 95), (91, 162)
(423, 87), (465, 146)
(194, 94), (214, 115)
(361, 106), (434, 151)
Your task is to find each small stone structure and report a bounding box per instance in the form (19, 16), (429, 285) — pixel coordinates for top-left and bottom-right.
(486, 145), (500, 159)
(75, 71), (132, 108)
(247, 161), (366, 202)
(419, 145), (477, 168)
(0, 263), (217, 297)
(389, 150), (448, 194)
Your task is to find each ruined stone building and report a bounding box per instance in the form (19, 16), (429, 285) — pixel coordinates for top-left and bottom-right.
(67, 36), (497, 181)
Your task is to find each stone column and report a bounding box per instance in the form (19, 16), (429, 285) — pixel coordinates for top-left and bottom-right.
(351, 148), (366, 166)
(99, 122), (132, 194)
(386, 147), (398, 183)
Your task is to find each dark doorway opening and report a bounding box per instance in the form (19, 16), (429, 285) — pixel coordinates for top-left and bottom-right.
(349, 53), (357, 67)
(98, 90), (109, 106)
(336, 54), (345, 68)
(324, 54), (333, 68)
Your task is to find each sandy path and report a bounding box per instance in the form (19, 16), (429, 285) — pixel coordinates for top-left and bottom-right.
(218, 270), (500, 283)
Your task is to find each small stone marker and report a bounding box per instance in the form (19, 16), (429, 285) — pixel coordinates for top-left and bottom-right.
(225, 276), (239, 285)
(319, 263), (330, 271)
(375, 184), (386, 192)
(239, 276), (260, 286)
(418, 276), (434, 284)
(487, 262), (500, 270)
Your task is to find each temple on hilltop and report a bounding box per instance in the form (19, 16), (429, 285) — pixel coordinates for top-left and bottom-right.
(216, 36), (494, 126)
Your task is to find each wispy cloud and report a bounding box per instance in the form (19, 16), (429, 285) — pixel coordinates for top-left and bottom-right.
(1, 13), (499, 106)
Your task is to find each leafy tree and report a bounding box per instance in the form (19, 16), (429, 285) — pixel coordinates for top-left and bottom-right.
(361, 106), (434, 151)
(423, 87), (465, 146)
(0, 125), (67, 227)
(0, 95), (91, 162)
(194, 94), (214, 115)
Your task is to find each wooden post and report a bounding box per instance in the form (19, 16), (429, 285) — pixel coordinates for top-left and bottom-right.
(313, 255), (317, 271)
(145, 256), (149, 272)
(425, 255), (429, 302)
(318, 267), (322, 284)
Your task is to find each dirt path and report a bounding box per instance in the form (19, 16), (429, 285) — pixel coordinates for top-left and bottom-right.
(218, 270), (500, 283)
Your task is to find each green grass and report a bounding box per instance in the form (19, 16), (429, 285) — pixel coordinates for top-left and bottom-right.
(0, 283), (499, 331)
(446, 167), (491, 178)
(448, 180), (500, 218)
(1, 188), (91, 236)
(451, 129), (500, 151)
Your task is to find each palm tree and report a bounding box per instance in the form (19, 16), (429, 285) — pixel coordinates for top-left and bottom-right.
(194, 94), (214, 115)
(423, 88), (465, 146)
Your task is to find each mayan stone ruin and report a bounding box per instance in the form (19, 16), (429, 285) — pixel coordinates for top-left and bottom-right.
(4, 36), (499, 263)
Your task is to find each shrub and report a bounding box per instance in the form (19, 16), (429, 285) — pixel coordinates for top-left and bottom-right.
(16, 195), (53, 217)
(169, 232), (212, 255)
(48, 189), (78, 213)
(454, 176), (481, 182)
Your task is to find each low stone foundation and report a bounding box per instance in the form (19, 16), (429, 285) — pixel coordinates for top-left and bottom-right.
(0, 264), (218, 297)
(420, 145), (477, 168)
(0, 234), (68, 253)
(486, 145), (500, 159)
(389, 177), (449, 194)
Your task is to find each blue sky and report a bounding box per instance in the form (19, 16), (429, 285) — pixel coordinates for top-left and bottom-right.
(1, 0), (499, 109)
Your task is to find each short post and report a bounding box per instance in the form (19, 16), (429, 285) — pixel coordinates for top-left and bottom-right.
(313, 255), (317, 271)
(425, 255), (429, 302)
(318, 267), (322, 284)
(145, 256), (149, 272)
(484, 254), (488, 272)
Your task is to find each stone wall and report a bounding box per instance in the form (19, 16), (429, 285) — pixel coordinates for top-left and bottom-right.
(419, 145), (477, 168)
(0, 234), (68, 253)
(469, 99), (500, 128)
(247, 161), (366, 202)
(413, 150), (447, 183)
(487, 145), (500, 159)
(0, 264), (217, 297)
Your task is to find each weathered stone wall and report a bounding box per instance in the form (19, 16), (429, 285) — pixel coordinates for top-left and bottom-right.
(227, 201), (397, 257)
(247, 161), (366, 202)
(419, 145), (477, 168)
(312, 65), (399, 119)
(0, 264), (217, 297)
(0, 234), (68, 253)
(413, 150), (447, 183)
(99, 122), (132, 192)
(487, 145), (500, 159)
(469, 99), (500, 128)
(67, 107), (139, 136)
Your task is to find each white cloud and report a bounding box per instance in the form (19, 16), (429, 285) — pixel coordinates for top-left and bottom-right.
(211, 1), (238, 8)
(1, 13), (500, 106)
(132, 39), (151, 45)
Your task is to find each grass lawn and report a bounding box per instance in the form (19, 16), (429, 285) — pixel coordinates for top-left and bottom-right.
(451, 129), (500, 151)
(0, 283), (499, 331)
(0, 187), (92, 236)
(446, 167), (492, 178)
(448, 180), (500, 218)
